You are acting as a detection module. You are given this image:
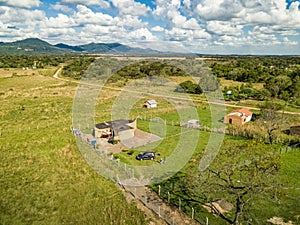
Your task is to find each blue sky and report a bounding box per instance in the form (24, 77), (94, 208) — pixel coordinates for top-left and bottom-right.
(0, 0), (299, 54)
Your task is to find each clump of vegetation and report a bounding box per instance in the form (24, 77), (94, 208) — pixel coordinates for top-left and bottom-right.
(175, 80), (203, 94)
(61, 56), (95, 80)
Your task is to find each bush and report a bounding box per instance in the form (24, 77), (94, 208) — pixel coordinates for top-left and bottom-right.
(175, 80), (203, 94)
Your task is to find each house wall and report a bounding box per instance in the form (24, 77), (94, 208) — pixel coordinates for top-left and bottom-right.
(143, 103), (150, 108)
(244, 114), (252, 123)
(143, 102), (156, 108)
(94, 127), (111, 138)
(224, 114), (244, 125)
(290, 126), (300, 135)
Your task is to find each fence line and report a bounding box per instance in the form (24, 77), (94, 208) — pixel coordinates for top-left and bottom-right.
(71, 118), (300, 225)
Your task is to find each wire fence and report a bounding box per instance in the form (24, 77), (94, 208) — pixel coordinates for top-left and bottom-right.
(71, 126), (212, 225)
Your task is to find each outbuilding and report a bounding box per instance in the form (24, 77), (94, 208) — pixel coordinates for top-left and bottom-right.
(143, 99), (157, 108)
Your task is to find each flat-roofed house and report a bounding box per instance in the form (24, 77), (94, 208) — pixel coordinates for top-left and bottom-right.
(94, 119), (136, 140)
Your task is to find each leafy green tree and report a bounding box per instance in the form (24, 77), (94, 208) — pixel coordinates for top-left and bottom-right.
(180, 141), (281, 224)
(258, 101), (285, 144)
(175, 80), (203, 94)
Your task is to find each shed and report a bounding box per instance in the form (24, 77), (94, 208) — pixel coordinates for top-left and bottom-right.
(143, 100), (157, 108)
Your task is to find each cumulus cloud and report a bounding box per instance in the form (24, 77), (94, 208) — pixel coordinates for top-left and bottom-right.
(206, 21), (243, 36)
(0, 6), (45, 24)
(61, 0), (110, 8)
(0, 0), (40, 8)
(42, 14), (77, 28)
(110, 0), (150, 16)
(151, 26), (164, 32)
(196, 0), (242, 21)
(50, 3), (73, 12)
(128, 28), (157, 41)
(73, 5), (114, 26)
(0, 0), (299, 54)
(165, 27), (211, 42)
(115, 15), (147, 29)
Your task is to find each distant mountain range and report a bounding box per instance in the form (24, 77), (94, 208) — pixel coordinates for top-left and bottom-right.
(0, 38), (162, 54)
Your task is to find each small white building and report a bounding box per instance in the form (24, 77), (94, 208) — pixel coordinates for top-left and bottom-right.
(143, 99), (157, 108)
(181, 119), (201, 129)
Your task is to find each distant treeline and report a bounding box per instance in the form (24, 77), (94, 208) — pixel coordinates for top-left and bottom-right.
(206, 56), (300, 82)
(204, 56), (300, 103)
(0, 55), (69, 68)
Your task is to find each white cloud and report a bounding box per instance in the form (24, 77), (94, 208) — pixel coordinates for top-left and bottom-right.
(40, 27), (76, 39)
(128, 28), (157, 41)
(73, 5), (114, 26)
(167, 9), (186, 26)
(50, 3), (73, 12)
(196, 0), (242, 21)
(115, 15), (147, 29)
(207, 21), (243, 36)
(193, 29), (211, 39)
(182, 18), (200, 29)
(110, 0), (150, 16)
(42, 14), (77, 28)
(0, 0), (40, 8)
(61, 0), (110, 8)
(151, 26), (164, 32)
(0, 0), (299, 54)
(0, 6), (45, 25)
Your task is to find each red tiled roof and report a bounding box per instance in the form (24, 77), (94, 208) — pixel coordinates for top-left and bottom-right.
(231, 108), (253, 117)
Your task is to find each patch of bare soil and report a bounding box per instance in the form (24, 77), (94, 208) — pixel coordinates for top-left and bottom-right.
(203, 199), (233, 215)
(267, 217), (294, 225)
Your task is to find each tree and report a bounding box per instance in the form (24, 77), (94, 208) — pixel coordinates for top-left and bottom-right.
(258, 101), (285, 144)
(175, 80), (203, 94)
(180, 141), (281, 224)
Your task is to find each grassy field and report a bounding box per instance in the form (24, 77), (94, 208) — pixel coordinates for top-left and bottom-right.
(149, 135), (300, 225)
(1, 60), (299, 225)
(0, 72), (148, 224)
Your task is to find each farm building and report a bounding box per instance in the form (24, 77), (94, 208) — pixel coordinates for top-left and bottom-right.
(143, 99), (157, 108)
(290, 124), (300, 136)
(94, 119), (137, 140)
(224, 108), (253, 125)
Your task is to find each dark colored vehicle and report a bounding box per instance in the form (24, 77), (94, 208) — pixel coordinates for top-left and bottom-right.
(136, 152), (155, 160)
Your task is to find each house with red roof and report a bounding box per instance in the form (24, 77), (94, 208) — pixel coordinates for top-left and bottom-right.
(224, 108), (253, 125)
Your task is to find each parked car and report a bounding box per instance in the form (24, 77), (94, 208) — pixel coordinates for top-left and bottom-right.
(136, 152), (155, 160)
